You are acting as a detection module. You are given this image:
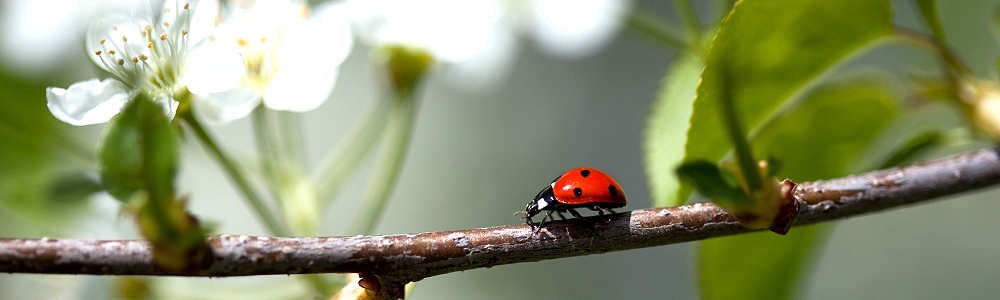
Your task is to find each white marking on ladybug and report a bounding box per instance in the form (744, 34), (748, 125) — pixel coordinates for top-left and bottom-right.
(535, 198), (549, 210)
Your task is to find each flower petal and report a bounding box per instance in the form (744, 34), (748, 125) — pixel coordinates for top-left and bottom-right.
(152, 94), (181, 121)
(262, 23), (345, 112)
(182, 42), (247, 94)
(46, 78), (130, 126)
(312, 1), (355, 65)
(530, 0), (630, 58)
(444, 26), (518, 90)
(194, 87), (261, 123)
(350, 0), (500, 63)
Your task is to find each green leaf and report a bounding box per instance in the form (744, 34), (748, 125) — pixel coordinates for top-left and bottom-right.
(753, 81), (899, 181)
(700, 80), (899, 300)
(100, 95), (213, 271)
(644, 53), (703, 207)
(686, 2), (894, 297)
(914, 0), (946, 44)
(680, 0), (892, 202)
(49, 172), (104, 203)
(765, 155), (782, 178)
(676, 160), (748, 206)
(99, 94), (178, 203)
(877, 130), (944, 169)
(716, 63), (762, 192)
(701, 227), (824, 300)
(0, 71), (93, 221)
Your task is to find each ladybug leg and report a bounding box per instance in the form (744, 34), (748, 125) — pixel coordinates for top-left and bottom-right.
(566, 207), (584, 219)
(593, 206), (611, 222)
(556, 211), (568, 220)
(537, 210), (555, 231)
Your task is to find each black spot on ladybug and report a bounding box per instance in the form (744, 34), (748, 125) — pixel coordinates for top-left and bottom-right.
(608, 185), (618, 197)
(573, 187), (583, 197)
(580, 169), (591, 178)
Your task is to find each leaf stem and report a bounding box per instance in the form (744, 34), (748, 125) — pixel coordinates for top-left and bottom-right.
(253, 108), (331, 300)
(626, 7), (691, 52)
(717, 64), (762, 191)
(181, 111), (289, 236)
(277, 111), (307, 169)
(252, 107), (282, 198)
(312, 93), (394, 208)
(893, 26), (972, 77)
(672, 0), (702, 47)
(350, 92), (419, 235)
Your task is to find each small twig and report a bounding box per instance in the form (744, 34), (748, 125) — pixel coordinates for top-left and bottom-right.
(2, 148), (999, 283)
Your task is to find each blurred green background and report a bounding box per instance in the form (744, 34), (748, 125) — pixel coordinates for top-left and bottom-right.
(2, 0), (1000, 299)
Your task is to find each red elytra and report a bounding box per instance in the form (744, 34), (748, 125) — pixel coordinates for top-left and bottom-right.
(520, 167), (627, 229)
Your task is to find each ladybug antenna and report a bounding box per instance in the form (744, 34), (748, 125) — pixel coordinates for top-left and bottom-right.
(513, 210), (526, 219)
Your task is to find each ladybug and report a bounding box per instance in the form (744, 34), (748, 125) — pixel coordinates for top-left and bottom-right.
(520, 167), (627, 229)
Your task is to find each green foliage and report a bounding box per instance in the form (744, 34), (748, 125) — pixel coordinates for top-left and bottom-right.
(644, 53), (703, 207)
(100, 94), (210, 272)
(700, 80), (899, 300)
(679, 0), (892, 203)
(0, 72), (92, 221)
(878, 130), (945, 169)
(915, 0), (947, 43)
(753, 81), (899, 181)
(99, 94), (178, 203)
(676, 160), (748, 206)
(642, 0), (897, 299)
(700, 227), (824, 300)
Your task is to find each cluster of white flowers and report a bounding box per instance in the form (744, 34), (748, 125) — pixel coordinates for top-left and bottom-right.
(207, 0), (353, 112)
(48, 0), (247, 125)
(350, 0), (630, 88)
(45, 0), (630, 126)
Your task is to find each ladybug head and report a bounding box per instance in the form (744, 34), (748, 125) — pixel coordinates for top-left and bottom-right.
(523, 200), (540, 220)
(522, 185), (555, 225)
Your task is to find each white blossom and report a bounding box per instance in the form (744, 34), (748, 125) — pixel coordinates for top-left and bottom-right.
(208, 0), (353, 112)
(349, 0), (630, 89)
(45, 0), (255, 126)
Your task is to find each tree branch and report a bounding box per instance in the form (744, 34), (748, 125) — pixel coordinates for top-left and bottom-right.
(2, 147), (999, 283)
